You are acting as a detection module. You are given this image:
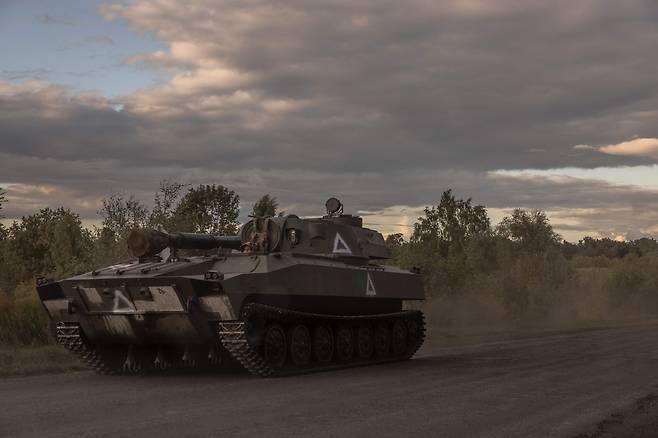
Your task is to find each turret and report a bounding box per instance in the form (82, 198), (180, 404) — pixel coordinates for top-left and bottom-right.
(240, 198), (390, 260)
(127, 198), (390, 262)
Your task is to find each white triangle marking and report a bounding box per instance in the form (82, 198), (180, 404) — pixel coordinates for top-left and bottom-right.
(113, 289), (135, 312)
(366, 273), (377, 296)
(333, 233), (352, 254)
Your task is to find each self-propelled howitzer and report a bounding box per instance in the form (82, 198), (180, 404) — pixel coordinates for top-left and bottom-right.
(37, 198), (425, 376)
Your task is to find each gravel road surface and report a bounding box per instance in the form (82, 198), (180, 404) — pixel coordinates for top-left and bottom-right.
(2, 323), (658, 438)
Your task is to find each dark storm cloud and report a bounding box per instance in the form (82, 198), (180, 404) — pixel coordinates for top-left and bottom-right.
(105, 0), (658, 171)
(2, 0), (658, 238)
(17, 0), (658, 172)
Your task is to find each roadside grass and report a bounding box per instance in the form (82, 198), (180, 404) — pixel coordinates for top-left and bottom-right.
(0, 282), (53, 346)
(2, 254), (658, 377)
(0, 345), (85, 378)
(1, 283), (85, 377)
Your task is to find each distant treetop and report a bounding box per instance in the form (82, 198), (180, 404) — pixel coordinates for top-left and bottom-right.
(251, 194), (278, 218)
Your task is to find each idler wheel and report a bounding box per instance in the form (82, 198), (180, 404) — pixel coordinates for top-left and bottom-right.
(289, 324), (312, 367)
(374, 323), (390, 357)
(406, 318), (421, 346)
(356, 325), (374, 359)
(263, 324), (287, 369)
(391, 320), (408, 356)
(335, 325), (354, 361)
(313, 325), (334, 363)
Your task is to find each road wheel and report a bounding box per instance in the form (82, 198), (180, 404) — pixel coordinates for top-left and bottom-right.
(289, 324), (312, 367)
(313, 325), (334, 363)
(357, 325), (374, 359)
(153, 344), (173, 371)
(181, 344), (207, 368)
(374, 323), (390, 357)
(391, 320), (408, 356)
(133, 344), (159, 372)
(335, 325), (354, 361)
(263, 324), (287, 369)
(93, 344), (134, 374)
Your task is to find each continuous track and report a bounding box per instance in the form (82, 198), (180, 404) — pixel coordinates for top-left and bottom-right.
(217, 303), (426, 377)
(55, 304), (425, 376)
(56, 322), (115, 375)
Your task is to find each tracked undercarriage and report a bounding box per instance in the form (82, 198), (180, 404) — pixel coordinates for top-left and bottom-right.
(39, 198), (426, 377)
(56, 304), (425, 376)
(218, 304), (425, 376)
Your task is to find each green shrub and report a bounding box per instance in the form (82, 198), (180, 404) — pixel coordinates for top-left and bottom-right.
(0, 282), (53, 346)
(607, 253), (658, 315)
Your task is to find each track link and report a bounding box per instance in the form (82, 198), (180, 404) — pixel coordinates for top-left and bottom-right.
(57, 304), (425, 377)
(57, 322), (227, 375)
(217, 321), (275, 377)
(215, 303), (426, 377)
(56, 322), (115, 374)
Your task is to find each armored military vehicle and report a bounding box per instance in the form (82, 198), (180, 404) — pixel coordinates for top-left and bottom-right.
(37, 198), (425, 376)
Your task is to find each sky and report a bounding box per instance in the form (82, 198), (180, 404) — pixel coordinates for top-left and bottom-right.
(1, 0), (658, 242)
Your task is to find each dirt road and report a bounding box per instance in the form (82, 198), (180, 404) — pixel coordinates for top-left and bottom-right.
(2, 323), (658, 437)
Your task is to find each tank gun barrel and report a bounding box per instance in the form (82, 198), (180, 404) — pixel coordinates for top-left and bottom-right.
(127, 228), (242, 258)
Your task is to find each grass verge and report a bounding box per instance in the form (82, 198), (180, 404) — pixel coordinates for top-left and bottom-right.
(0, 345), (85, 378)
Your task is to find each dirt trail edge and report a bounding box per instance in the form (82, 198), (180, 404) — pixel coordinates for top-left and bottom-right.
(574, 393), (658, 438)
(2, 322), (658, 438)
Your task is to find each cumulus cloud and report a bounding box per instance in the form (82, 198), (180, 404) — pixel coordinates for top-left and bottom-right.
(2, 0), (658, 240)
(574, 137), (658, 160)
(101, 0), (658, 171)
(599, 138), (658, 158)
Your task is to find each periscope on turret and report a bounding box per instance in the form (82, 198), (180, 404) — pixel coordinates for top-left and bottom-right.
(36, 198), (425, 376)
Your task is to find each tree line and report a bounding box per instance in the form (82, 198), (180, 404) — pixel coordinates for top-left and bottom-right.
(0, 181), (277, 295)
(385, 190), (658, 324)
(1, 182), (658, 345)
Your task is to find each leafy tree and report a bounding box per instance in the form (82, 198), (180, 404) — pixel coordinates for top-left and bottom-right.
(92, 227), (129, 266)
(581, 237), (629, 258)
(98, 193), (148, 239)
(174, 184), (240, 235)
(0, 186), (7, 241)
(0, 186), (6, 217)
(396, 190), (493, 297)
(251, 194), (278, 218)
(497, 209), (560, 253)
(410, 189), (490, 255)
(385, 233), (405, 246)
(93, 193), (149, 265)
(633, 237), (658, 256)
(562, 237), (657, 261)
(149, 179), (185, 230)
(0, 208), (94, 292)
